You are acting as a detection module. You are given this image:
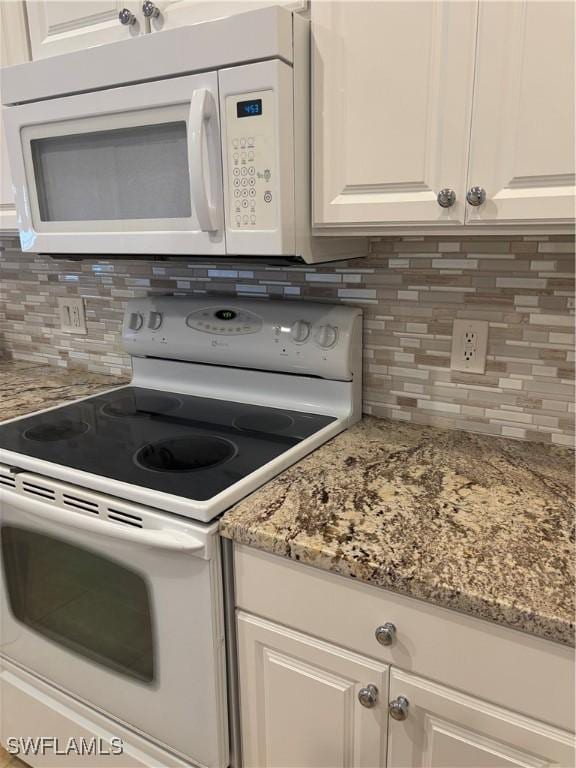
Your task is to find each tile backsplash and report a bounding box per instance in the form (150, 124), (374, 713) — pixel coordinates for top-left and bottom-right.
(0, 234), (574, 446)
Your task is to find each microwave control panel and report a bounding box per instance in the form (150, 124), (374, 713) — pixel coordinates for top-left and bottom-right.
(225, 89), (277, 231)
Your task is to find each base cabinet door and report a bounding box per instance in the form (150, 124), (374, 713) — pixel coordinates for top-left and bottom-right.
(387, 669), (576, 768)
(466, 0), (575, 225)
(312, 0), (477, 227)
(237, 612), (389, 768)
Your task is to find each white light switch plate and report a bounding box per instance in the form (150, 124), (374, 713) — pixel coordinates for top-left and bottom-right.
(58, 297), (87, 335)
(450, 319), (489, 374)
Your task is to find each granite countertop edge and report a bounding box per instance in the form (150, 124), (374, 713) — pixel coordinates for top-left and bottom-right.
(220, 519), (573, 647)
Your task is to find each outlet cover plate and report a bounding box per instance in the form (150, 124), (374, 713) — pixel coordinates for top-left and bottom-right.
(58, 297), (87, 335)
(450, 319), (488, 374)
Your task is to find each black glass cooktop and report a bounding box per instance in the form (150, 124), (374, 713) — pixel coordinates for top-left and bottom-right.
(0, 388), (334, 502)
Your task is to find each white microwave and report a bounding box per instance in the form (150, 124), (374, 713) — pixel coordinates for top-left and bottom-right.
(2, 7), (363, 264)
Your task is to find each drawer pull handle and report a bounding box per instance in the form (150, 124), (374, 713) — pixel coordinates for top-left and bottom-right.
(389, 696), (409, 721)
(375, 622), (396, 646)
(358, 684), (379, 708)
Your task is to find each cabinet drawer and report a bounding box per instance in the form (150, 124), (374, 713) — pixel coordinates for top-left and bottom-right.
(233, 545), (575, 732)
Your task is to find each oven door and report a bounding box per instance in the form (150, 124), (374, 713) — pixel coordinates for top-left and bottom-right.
(0, 477), (228, 767)
(3, 73), (224, 256)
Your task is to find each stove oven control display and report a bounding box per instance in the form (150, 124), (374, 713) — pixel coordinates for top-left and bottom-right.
(226, 89), (277, 232)
(186, 308), (263, 335)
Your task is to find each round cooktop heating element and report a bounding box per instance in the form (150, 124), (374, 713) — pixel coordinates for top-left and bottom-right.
(24, 420), (90, 442)
(135, 435), (237, 473)
(234, 412), (294, 433)
(102, 393), (182, 419)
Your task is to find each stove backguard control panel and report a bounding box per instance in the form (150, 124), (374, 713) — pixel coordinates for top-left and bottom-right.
(123, 296), (362, 382)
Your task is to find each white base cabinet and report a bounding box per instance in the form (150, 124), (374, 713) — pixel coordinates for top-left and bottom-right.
(234, 545), (576, 768)
(238, 612), (388, 768)
(388, 669), (574, 768)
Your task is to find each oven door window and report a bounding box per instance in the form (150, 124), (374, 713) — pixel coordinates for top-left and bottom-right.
(1, 526), (155, 684)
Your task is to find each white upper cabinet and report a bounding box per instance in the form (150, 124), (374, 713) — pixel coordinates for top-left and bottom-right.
(25, 1), (144, 59)
(24, 2), (306, 59)
(466, 0), (575, 226)
(387, 669), (575, 768)
(313, 0), (575, 231)
(147, 1), (306, 33)
(0, 1), (29, 231)
(312, 0), (478, 228)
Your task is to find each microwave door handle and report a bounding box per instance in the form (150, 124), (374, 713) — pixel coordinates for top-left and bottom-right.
(1, 490), (206, 555)
(188, 88), (222, 233)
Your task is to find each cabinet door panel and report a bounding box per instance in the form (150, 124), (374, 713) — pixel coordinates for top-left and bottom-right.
(237, 612), (388, 768)
(312, 1), (477, 227)
(25, 1), (143, 59)
(387, 669), (575, 768)
(466, 0), (575, 224)
(1, 1), (29, 231)
(149, 1), (306, 32)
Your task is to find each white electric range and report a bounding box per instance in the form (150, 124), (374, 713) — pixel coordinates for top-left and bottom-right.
(0, 296), (362, 768)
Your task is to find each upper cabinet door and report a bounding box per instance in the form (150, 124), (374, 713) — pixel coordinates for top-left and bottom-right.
(466, 1), (575, 225)
(1, 1), (30, 231)
(147, 1), (306, 32)
(387, 669), (575, 768)
(312, 1), (478, 228)
(25, 1), (144, 59)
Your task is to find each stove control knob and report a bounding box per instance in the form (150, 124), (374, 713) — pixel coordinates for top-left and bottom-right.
(314, 324), (338, 349)
(290, 320), (311, 343)
(128, 312), (144, 331)
(148, 311), (163, 331)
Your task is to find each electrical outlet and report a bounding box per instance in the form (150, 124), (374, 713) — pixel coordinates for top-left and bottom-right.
(450, 319), (489, 374)
(58, 298), (87, 335)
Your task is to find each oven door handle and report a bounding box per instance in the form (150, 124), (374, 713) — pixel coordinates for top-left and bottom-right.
(1, 490), (206, 555)
(189, 87), (221, 233)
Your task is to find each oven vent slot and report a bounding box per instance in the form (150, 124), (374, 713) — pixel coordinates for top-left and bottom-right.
(106, 508), (143, 528)
(62, 494), (100, 515)
(0, 471), (16, 488)
(21, 480), (56, 501)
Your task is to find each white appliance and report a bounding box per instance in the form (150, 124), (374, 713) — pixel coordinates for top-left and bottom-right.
(0, 296), (362, 767)
(1, 7), (364, 264)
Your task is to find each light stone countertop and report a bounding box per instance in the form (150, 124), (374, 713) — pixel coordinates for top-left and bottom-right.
(221, 417), (575, 646)
(0, 359), (128, 423)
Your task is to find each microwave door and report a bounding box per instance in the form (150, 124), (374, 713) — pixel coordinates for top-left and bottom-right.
(3, 73), (225, 256)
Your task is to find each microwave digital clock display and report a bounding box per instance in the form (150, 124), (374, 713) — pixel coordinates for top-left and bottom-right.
(236, 99), (262, 118)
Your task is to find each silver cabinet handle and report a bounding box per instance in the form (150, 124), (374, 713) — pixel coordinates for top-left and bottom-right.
(437, 188), (456, 208)
(118, 8), (137, 25)
(358, 684), (379, 708)
(466, 186), (486, 206)
(389, 696), (409, 721)
(375, 622), (396, 646)
(142, 0), (161, 18)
